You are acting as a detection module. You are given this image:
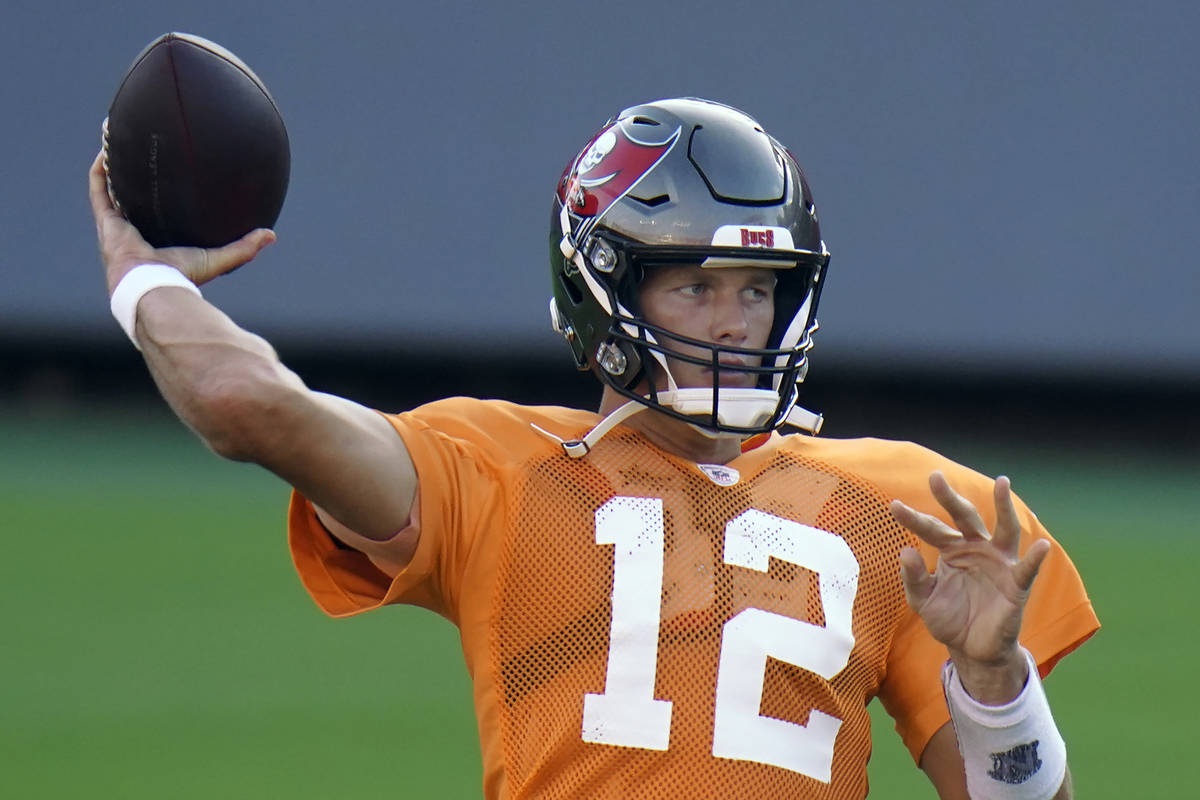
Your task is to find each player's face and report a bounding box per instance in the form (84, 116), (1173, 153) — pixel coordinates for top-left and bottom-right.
(638, 264), (776, 390)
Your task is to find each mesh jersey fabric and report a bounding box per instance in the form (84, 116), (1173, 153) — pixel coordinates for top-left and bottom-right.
(288, 397), (1098, 800)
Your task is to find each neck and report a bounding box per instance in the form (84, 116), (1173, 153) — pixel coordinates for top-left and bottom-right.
(597, 386), (744, 465)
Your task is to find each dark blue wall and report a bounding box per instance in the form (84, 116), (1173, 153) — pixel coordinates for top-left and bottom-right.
(5, 0), (1197, 378)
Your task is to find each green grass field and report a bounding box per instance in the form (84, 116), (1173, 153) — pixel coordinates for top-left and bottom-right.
(2, 408), (1194, 797)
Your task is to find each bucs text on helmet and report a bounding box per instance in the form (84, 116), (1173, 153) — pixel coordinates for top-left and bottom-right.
(549, 97), (830, 438)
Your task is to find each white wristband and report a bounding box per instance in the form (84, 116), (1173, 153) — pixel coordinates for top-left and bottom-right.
(109, 264), (201, 351)
(943, 649), (1067, 800)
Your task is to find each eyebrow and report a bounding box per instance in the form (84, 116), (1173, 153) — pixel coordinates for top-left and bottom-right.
(744, 271), (779, 289)
(643, 265), (779, 289)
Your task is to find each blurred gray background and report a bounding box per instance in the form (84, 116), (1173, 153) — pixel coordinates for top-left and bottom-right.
(2, 0), (1197, 437)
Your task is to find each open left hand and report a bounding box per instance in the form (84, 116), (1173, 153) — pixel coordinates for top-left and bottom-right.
(890, 471), (1051, 702)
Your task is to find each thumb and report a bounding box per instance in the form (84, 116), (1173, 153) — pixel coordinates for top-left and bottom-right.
(899, 547), (936, 611)
(182, 228), (276, 284)
(212, 228), (276, 275)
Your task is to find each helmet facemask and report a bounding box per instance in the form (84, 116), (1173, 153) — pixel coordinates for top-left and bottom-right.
(559, 232), (827, 437)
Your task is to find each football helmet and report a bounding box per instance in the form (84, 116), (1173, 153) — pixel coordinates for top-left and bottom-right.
(549, 98), (829, 449)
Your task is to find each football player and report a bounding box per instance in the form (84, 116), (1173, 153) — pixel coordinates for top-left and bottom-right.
(89, 97), (1096, 799)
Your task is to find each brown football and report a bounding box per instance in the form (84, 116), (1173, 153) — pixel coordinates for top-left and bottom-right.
(103, 32), (290, 248)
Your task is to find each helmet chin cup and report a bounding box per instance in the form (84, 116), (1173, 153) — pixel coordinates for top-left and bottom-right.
(655, 388), (779, 433)
(650, 388), (823, 438)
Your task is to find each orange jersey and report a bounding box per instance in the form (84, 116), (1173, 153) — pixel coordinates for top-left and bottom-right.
(288, 398), (1098, 799)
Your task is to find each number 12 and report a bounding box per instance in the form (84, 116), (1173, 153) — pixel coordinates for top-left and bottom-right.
(581, 496), (860, 782)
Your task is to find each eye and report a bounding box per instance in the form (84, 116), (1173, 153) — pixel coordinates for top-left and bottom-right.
(678, 283), (706, 297)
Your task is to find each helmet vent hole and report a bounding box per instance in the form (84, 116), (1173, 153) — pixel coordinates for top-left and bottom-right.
(632, 194), (670, 208)
(631, 116), (660, 126)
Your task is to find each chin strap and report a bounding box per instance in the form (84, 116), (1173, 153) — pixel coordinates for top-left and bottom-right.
(530, 397), (824, 460)
(785, 404), (824, 435)
(531, 399), (648, 458)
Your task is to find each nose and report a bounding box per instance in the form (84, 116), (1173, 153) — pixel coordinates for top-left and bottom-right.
(709, 288), (750, 344)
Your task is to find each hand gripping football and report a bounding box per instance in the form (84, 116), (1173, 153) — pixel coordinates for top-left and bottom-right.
(103, 32), (290, 248)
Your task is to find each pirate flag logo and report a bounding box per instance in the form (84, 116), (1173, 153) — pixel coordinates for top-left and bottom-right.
(558, 118), (681, 242)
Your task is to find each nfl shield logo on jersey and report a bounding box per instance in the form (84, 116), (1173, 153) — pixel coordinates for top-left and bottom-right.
(697, 463), (741, 486)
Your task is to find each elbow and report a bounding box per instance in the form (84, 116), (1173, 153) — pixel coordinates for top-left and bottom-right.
(191, 364), (301, 463)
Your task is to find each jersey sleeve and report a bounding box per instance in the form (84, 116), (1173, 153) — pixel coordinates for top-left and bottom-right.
(872, 450), (1099, 764)
(287, 402), (506, 625)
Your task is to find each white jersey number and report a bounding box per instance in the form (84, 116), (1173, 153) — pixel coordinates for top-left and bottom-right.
(581, 497), (860, 782)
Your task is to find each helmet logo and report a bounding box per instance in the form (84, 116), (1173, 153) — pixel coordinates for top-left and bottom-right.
(577, 129), (617, 176)
(559, 119), (681, 238)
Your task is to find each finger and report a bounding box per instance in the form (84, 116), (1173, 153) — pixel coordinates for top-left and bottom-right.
(1012, 538), (1051, 591)
(928, 471), (990, 541)
(992, 475), (1022, 557)
(890, 499), (964, 550)
(88, 150), (118, 222)
(190, 228), (276, 282)
(898, 547), (936, 610)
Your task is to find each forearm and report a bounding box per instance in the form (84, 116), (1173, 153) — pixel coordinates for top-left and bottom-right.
(949, 649), (1075, 797)
(89, 153), (417, 543)
(951, 646), (1028, 706)
(922, 723), (1072, 799)
(942, 648), (1069, 799)
(131, 285), (417, 540)
(133, 286), (303, 459)
(1055, 768), (1073, 799)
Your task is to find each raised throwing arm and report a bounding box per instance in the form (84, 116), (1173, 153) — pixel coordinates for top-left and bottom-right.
(88, 151), (419, 554)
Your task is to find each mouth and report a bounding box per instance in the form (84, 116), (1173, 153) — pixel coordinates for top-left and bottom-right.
(702, 361), (760, 388)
